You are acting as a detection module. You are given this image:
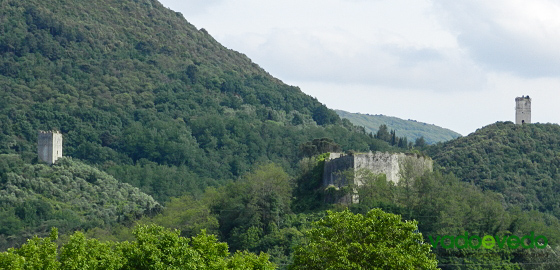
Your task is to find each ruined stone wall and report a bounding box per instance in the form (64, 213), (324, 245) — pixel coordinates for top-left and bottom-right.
(323, 154), (354, 187)
(399, 153), (433, 180)
(323, 151), (433, 187)
(354, 152), (402, 185)
(38, 131), (62, 164)
(323, 151), (432, 203)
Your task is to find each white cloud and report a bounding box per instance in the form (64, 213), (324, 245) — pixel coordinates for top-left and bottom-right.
(433, 0), (560, 77)
(224, 27), (484, 91)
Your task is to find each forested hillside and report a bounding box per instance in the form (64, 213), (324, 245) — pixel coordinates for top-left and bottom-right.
(428, 122), (560, 218)
(0, 0), (390, 202)
(336, 109), (462, 144)
(0, 155), (161, 250)
(4, 0), (559, 268)
(0, 0), (398, 253)
(83, 156), (560, 269)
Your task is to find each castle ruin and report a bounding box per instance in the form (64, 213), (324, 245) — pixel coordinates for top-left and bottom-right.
(38, 131), (62, 164)
(323, 151), (433, 202)
(515, 96), (531, 125)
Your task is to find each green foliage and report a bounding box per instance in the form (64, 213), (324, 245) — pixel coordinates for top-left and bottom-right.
(436, 249), (521, 270)
(5, 1), (555, 268)
(374, 124), (413, 150)
(227, 250), (276, 270)
(290, 209), (439, 269)
(0, 0), (387, 205)
(298, 138), (341, 158)
(354, 170), (394, 210)
(336, 110), (461, 144)
(0, 156), (161, 250)
(415, 136), (427, 148)
(103, 159), (211, 202)
(59, 231), (124, 269)
(352, 169), (560, 269)
(128, 164), (320, 268)
(291, 154), (331, 212)
(376, 124), (392, 142)
(429, 122), (560, 219)
(138, 194), (220, 238)
(0, 0), (394, 256)
(72, 157), (560, 268)
(118, 225), (213, 269)
(0, 225), (276, 269)
(1, 228), (60, 270)
(422, 122), (560, 267)
(213, 164), (294, 251)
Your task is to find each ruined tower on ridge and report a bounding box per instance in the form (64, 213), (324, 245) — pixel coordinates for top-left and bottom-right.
(515, 96), (531, 125)
(38, 131), (62, 164)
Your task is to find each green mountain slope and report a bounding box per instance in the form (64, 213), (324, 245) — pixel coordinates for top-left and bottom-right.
(428, 122), (560, 218)
(0, 0), (389, 201)
(336, 110), (461, 144)
(0, 155), (161, 249)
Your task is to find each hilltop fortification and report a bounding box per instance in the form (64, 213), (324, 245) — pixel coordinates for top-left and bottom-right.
(323, 151), (432, 202)
(515, 96), (531, 125)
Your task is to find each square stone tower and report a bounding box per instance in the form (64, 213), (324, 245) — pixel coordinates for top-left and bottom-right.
(38, 131), (62, 164)
(515, 96), (531, 125)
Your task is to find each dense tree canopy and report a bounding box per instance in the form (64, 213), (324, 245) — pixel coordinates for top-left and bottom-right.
(0, 0), (395, 248)
(290, 209), (438, 270)
(0, 0), (391, 203)
(3, 0), (560, 268)
(352, 166), (560, 269)
(0, 155), (161, 250)
(428, 122), (560, 219)
(0, 225), (276, 269)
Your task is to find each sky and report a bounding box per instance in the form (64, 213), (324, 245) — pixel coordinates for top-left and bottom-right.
(158, 0), (560, 136)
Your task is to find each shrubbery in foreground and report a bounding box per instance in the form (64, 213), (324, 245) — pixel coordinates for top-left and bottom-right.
(0, 225), (275, 270)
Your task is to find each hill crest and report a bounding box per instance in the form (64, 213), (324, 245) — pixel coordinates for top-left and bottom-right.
(429, 121), (560, 217)
(335, 110), (461, 144)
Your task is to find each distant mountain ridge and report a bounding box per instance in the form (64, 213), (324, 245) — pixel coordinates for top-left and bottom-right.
(335, 110), (461, 144)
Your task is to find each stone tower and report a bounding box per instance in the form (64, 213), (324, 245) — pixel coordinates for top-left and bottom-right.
(38, 131), (62, 164)
(515, 96), (531, 125)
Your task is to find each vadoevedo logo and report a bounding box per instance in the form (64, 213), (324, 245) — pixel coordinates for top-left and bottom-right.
(429, 232), (547, 249)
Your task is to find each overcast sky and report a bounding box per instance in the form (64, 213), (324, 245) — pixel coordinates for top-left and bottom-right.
(159, 0), (560, 135)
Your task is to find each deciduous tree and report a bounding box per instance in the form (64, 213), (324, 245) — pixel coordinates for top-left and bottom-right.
(290, 209), (438, 270)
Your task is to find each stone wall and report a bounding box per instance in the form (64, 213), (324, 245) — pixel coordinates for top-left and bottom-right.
(38, 131), (63, 164)
(323, 154), (354, 187)
(323, 151), (433, 202)
(354, 152), (403, 184)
